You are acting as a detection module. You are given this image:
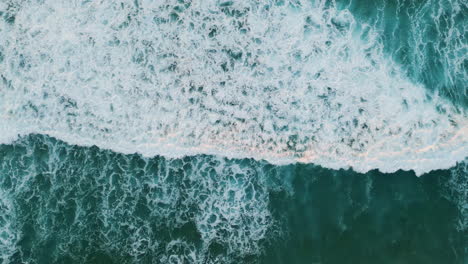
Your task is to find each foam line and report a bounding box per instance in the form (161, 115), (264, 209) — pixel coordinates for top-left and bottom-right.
(0, 0), (466, 175)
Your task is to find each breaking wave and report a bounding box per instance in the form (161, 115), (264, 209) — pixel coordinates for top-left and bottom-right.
(0, 0), (466, 176)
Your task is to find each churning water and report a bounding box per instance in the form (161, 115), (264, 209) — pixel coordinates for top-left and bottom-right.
(0, 0), (466, 263)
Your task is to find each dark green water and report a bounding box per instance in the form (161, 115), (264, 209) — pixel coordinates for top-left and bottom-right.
(0, 135), (466, 263)
(0, 0), (467, 263)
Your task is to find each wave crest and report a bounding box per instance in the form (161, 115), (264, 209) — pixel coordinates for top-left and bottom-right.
(0, 0), (466, 175)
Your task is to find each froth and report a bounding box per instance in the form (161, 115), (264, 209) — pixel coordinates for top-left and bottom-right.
(0, 0), (466, 175)
(0, 135), (281, 263)
(0, 190), (17, 264)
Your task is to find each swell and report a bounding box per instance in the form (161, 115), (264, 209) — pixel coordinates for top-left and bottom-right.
(0, 0), (467, 175)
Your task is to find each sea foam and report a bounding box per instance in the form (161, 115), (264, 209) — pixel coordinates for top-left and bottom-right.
(0, 0), (466, 175)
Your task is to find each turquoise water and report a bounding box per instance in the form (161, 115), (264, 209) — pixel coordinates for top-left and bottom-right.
(339, 0), (467, 107)
(0, 0), (467, 263)
(0, 135), (466, 263)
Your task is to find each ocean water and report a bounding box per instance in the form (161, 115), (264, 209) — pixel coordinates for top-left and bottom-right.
(0, 0), (466, 263)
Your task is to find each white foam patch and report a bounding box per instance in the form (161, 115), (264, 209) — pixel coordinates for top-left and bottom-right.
(0, 0), (466, 175)
(192, 158), (273, 256)
(0, 190), (17, 264)
(0, 136), (278, 263)
(97, 155), (275, 262)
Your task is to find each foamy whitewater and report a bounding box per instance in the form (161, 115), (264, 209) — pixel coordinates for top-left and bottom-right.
(0, 0), (467, 263)
(0, 0), (466, 175)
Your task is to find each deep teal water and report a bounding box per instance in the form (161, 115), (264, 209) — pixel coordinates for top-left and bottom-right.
(0, 0), (467, 263)
(338, 0), (467, 107)
(0, 135), (466, 263)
